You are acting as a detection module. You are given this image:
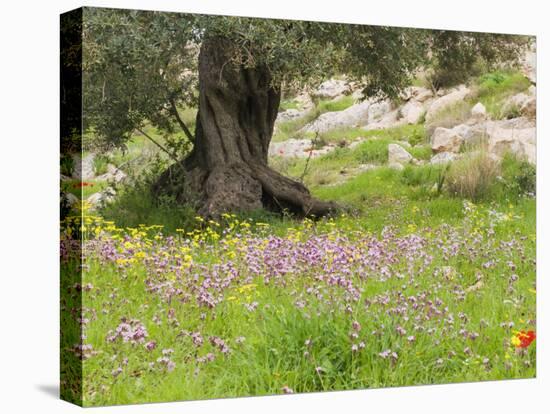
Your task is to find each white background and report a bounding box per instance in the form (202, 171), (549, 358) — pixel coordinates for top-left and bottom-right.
(0, 0), (548, 412)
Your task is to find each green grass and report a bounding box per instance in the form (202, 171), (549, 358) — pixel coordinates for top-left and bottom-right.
(475, 71), (531, 119)
(270, 124), (430, 188)
(316, 95), (356, 113)
(69, 175), (536, 405)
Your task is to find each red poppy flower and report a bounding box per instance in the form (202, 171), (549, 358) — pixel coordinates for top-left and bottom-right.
(512, 330), (536, 348)
(73, 182), (94, 189)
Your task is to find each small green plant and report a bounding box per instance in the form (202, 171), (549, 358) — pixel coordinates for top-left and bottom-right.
(499, 153), (536, 197)
(60, 154), (75, 177)
(93, 155), (110, 176)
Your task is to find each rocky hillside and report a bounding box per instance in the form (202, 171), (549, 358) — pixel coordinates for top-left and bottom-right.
(269, 56), (535, 187)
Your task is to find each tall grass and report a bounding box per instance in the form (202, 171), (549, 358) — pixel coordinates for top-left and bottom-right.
(446, 152), (500, 201)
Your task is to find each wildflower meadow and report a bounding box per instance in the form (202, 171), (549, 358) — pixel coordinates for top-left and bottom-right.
(60, 7), (536, 407)
(61, 198), (536, 406)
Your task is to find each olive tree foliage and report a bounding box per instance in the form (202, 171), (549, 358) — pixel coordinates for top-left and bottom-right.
(82, 7), (529, 217)
(426, 30), (530, 89)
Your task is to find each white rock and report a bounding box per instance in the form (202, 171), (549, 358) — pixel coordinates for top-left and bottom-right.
(471, 102), (487, 120)
(357, 163), (377, 172)
(367, 100), (392, 122)
(388, 162), (405, 171)
(63, 192), (79, 206)
(504, 92), (530, 111)
(86, 188), (116, 208)
(276, 108), (306, 123)
(401, 86), (433, 103)
(430, 127), (465, 153)
(294, 92), (315, 111)
(72, 153), (95, 180)
(400, 100), (425, 124)
(363, 109), (404, 131)
(96, 164), (127, 183)
(520, 96), (536, 118)
(269, 138), (313, 157)
(302, 100), (371, 133)
(388, 143), (413, 165)
(521, 47), (536, 84)
(486, 118), (536, 164)
(312, 79), (351, 100)
(430, 152), (459, 164)
(425, 86), (471, 124)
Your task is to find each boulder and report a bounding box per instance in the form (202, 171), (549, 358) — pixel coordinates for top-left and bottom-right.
(453, 123), (487, 147)
(268, 138), (337, 159)
(388, 143), (413, 165)
(485, 118), (536, 164)
(388, 162), (405, 171)
(363, 109), (403, 131)
(521, 48), (536, 84)
(269, 138), (313, 157)
(312, 79), (351, 100)
(72, 153), (95, 180)
(86, 187), (116, 208)
(96, 164), (127, 183)
(430, 152), (459, 165)
(504, 92), (530, 111)
(302, 99), (371, 133)
(400, 100), (425, 124)
(276, 108), (307, 123)
(62, 192), (79, 206)
(470, 102), (487, 120)
(357, 163), (377, 172)
(520, 96), (536, 118)
(430, 126), (465, 153)
(401, 86), (433, 103)
(367, 100), (392, 122)
(425, 86), (471, 124)
(294, 92), (315, 111)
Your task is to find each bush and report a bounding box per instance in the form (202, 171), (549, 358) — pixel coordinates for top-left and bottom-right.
(500, 153), (536, 197)
(60, 154), (74, 177)
(446, 152), (500, 201)
(93, 154), (110, 176)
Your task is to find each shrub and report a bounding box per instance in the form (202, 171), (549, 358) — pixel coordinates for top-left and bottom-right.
(446, 152), (500, 201)
(93, 154), (110, 176)
(101, 180), (197, 234)
(60, 154), (74, 177)
(401, 164), (445, 187)
(500, 153), (536, 197)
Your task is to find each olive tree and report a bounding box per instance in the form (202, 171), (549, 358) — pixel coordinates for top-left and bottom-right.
(82, 7), (528, 217)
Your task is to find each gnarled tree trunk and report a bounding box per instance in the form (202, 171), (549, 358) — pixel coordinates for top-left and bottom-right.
(154, 37), (338, 218)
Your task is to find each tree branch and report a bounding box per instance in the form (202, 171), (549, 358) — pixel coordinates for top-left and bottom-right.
(168, 97), (195, 143)
(136, 127), (180, 164)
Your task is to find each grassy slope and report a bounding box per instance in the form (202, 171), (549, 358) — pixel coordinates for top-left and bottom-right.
(69, 70), (536, 405)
